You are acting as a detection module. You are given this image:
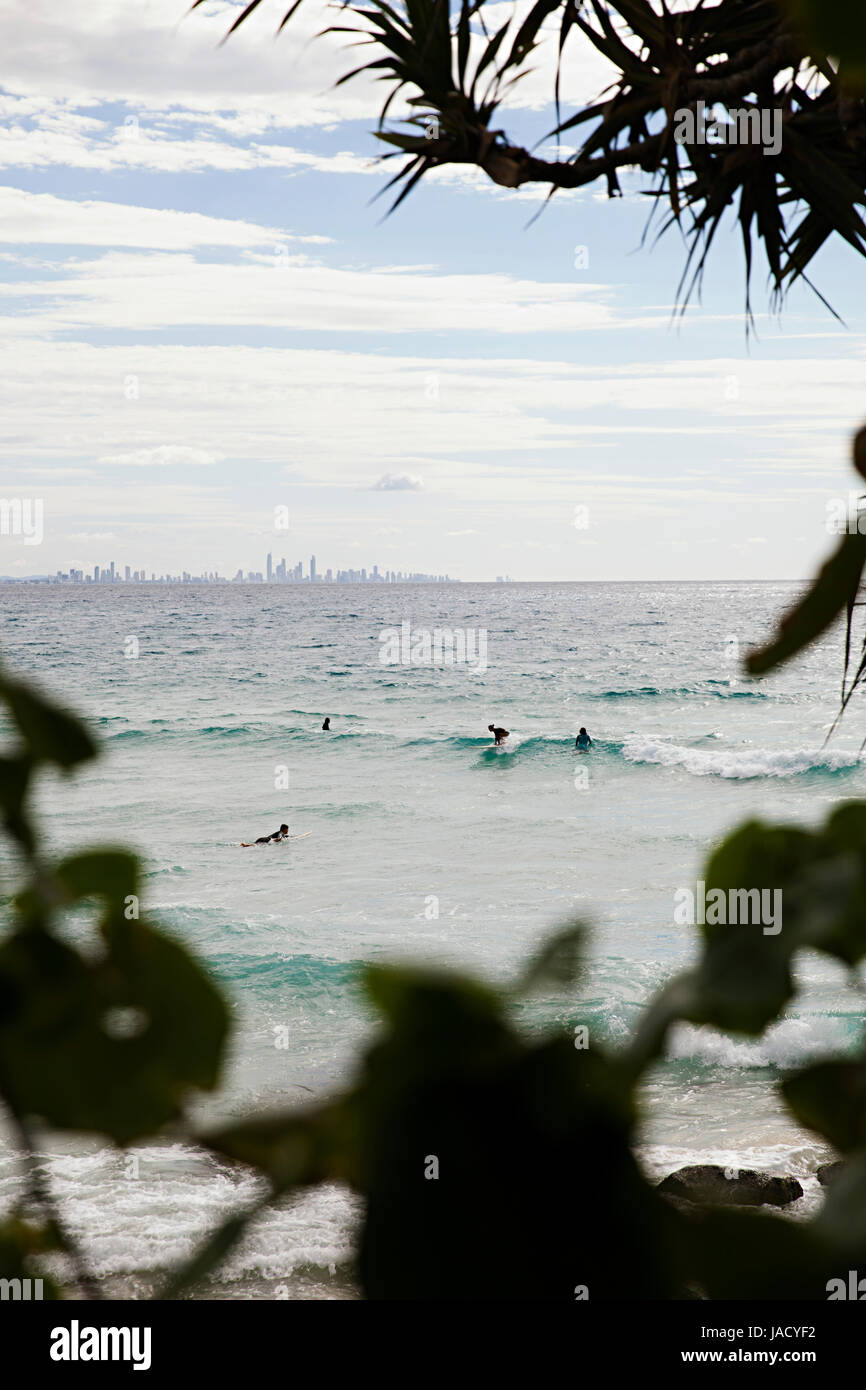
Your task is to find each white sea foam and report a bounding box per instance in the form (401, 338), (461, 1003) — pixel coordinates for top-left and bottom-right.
(667, 1015), (853, 1069)
(621, 737), (860, 779)
(0, 1140), (358, 1289)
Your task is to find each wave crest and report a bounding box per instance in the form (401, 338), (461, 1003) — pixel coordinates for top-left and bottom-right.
(620, 737), (861, 780)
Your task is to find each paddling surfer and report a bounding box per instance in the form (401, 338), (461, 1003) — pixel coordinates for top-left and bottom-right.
(575, 727), (592, 750)
(242, 823), (290, 846)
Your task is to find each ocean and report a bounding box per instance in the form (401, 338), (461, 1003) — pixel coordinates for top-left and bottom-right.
(0, 579), (862, 1299)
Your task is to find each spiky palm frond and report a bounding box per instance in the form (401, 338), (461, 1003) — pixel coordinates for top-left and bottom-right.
(192, 0), (866, 315)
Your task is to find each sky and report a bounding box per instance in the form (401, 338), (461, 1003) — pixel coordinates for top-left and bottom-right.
(2, 0), (866, 582)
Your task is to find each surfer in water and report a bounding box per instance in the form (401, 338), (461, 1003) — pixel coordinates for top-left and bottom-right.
(488, 723), (510, 746)
(575, 727), (592, 750)
(322, 717), (331, 730)
(242, 823), (289, 846)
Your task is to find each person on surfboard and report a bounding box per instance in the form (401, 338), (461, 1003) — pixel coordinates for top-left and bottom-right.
(241, 823), (289, 847)
(488, 723), (510, 746)
(322, 717), (331, 730)
(575, 727), (592, 750)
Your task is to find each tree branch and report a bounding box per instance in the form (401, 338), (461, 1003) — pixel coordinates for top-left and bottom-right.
(424, 129), (665, 189)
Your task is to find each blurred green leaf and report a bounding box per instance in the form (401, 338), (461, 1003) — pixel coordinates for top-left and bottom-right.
(16, 850), (140, 932)
(782, 1059), (866, 1152)
(746, 531), (866, 676)
(344, 965), (677, 1298)
(682, 807), (866, 1034)
(621, 972), (701, 1079)
(511, 921), (586, 995)
(204, 1106), (341, 1190)
(356, 1017), (681, 1298)
(0, 754), (35, 854)
(815, 1151), (866, 1254)
(784, 0), (866, 84)
(53, 850), (138, 910)
(687, 1205), (835, 1299)
(0, 918), (228, 1143)
(363, 963), (510, 1064)
(0, 673), (96, 770)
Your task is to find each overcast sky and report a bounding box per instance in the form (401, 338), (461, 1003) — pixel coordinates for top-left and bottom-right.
(2, 0), (866, 582)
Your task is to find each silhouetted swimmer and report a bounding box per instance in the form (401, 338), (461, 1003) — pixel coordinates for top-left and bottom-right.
(322, 717), (331, 730)
(575, 727), (592, 750)
(488, 723), (510, 746)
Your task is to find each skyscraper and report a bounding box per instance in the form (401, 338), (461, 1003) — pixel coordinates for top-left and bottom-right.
(267, 552), (273, 582)
(310, 554), (316, 583)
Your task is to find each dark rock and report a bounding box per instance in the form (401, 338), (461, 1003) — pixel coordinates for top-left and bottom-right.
(817, 1160), (845, 1188)
(662, 1194), (700, 1216)
(657, 1164), (803, 1208)
(680, 1281), (709, 1301)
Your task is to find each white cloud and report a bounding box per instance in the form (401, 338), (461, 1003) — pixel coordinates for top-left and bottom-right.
(0, 186), (315, 249)
(97, 444), (219, 467)
(0, 115), (382, 176)
(0, 0), (613, 125)
(371, 473), (424, 491)
(0, 1), (380, 127)
(0, 338), (861, 503)
(1, 331), (854, 580)
(0, 243), (623, 335)
(0, 0), (617, 177)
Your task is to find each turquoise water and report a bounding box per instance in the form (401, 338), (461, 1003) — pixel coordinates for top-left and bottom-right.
(0, 580), (864, 1297)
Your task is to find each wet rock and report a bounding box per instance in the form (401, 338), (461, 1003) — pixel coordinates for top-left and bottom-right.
(817, 1160), (845, 1188)
(658, 1164), (803, 1208)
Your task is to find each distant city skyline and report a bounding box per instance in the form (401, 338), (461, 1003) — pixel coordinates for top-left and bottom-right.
(1, 552), (459, 584)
